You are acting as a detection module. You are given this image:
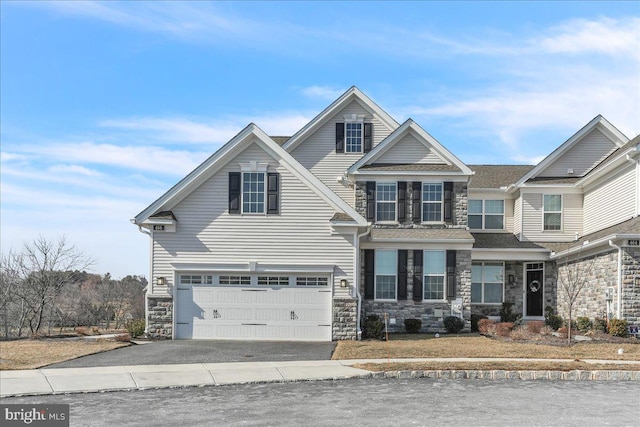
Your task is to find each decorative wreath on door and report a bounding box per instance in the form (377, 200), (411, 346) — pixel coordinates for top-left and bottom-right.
(529, 280), (540, 293)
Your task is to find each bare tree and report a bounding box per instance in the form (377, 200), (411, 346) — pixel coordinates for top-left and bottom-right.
(557, 253), (595, 344)
(1, 236), (93, 336)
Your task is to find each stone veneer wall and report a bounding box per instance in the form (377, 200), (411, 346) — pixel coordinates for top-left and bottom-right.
(556, 251), (617, 322)
(333, 298), (358, 340)
(361, 249), (472, 333)
(622, 246), (640, 325)
(147, 296), (173, 339)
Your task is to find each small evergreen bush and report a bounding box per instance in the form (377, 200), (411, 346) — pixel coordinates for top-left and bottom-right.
(592, 318), (607, 333)
(443, 316), (465, 334)
(575, 317), (592, 333)
(544, 306), (563, 331)
(362, 314), (385, 339)
(125, 319), (146, 338)
(500, 302), (519, 323)
(404, 318), (422, 334)
(471, 314), (488, 332)
(608, 319), (628, 337)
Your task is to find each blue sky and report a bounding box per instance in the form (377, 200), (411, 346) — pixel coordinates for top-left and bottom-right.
(1, 1), (639, 278)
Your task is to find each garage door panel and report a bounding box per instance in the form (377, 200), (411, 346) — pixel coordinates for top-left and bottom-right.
(176, 285), (332, 341)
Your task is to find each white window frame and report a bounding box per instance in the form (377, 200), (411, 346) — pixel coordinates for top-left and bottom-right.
(179, 275), (213, 285)
(374, 250), (397, 301)
(375, 182), (397, 223)
(295, 277), (329, 287)
(471, 262), (505, 304)
(468, 199), (505, 230)
(345, 121), (363, 153)
(542, 194), (562, 231)
(241, 172), (266, 214)
(422, 182), (443, 223)
(423, 250), (446, 301)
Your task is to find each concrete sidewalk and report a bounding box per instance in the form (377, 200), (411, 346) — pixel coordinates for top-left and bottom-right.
(2, 358), (640, 397)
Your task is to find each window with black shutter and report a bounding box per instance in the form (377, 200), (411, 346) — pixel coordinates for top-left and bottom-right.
(366, 181), (376, 221)
(398, 250), (408, 300)
(412, 182), (421, 224)
(363, 123), (373, 153)
(444, 181), (453, 223)
(336, 123), (345, 153)
(364, 249), (375, 299)
(398, 181), (407, 222)
(267, 173), (279, 214)
(412, 250), (423, 301)
(228, 172), (241, 214)
(446, 250), (457, 299)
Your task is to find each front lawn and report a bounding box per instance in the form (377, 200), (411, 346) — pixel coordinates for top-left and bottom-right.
(332, 334), (640, 361)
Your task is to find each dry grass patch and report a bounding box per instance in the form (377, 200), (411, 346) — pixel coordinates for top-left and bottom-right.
(354, 361), (640, 372)
(332, 335), (640, 361)
(0, 339), (130, 370)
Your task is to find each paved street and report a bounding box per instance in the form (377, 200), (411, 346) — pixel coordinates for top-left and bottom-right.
(47, 340), (336, 368)
(4, 378), (639, 426)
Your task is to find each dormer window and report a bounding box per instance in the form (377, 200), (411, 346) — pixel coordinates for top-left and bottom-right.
(345, 122), (363, 153)
(335, 116), (372, 154)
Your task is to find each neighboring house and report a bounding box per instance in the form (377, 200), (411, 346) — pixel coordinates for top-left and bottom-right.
(132, 87), (640, 340)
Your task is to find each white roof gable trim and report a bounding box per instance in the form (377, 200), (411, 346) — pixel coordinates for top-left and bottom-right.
(347, 119), (474, 175)
(515, 115), (629, 186)
(133, 123), (367, 226)
(282, 86), (399, 152)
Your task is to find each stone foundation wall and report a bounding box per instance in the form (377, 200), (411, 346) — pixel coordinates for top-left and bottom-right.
(622, 246), (640, 325)
(147, 296), (173, 339)
(361, 249), (472, 333)
(332, 298), (358, 340)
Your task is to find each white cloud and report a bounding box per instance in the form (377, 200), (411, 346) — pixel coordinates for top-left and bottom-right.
(0, 152), (27, 163)
(48, 164), (103, 177)
(302, 86), (345, 100)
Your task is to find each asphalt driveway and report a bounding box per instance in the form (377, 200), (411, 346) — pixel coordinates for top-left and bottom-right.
(46, 340), (337, 369)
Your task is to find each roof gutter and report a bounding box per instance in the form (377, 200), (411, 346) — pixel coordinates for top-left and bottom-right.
(549, 234), (637, 260)
(136, 225), (152, 335)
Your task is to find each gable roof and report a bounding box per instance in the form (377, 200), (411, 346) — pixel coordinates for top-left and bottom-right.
(282, 86), (399, 152)
(133, 123), (367, 226)
(468, 165), (534, 189)
(347, 119), (474, 176)
(515, 115), (629, 186)
(576, 134), (640, 187)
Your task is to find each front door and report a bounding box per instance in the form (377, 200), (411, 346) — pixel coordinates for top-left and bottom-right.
(525, 263), (544, 317)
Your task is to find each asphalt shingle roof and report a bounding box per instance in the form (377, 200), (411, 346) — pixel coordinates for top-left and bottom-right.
(360, 164), (462, 172)
(467, 165), (534, 189)
(471, 233), (549, 250)
(330, 213), (355, 222)
(370, 227), (474, 241)
(270, 136), (291, 146)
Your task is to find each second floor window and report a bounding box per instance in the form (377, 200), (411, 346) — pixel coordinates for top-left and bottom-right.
(468, 200), (505, 230)
(345, 122), (362, 153)
(543, 194), (562, 231)
(376, 183), (397, 222)
(422, 183), (443, 222)
(242, 172), (265, 214)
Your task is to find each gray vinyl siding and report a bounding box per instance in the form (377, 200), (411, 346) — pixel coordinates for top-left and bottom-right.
(377, 133), (445, 164)
(514, 195), (522, 237)
(521, 192), (583, 242)
(151, 142), (355, 298)
(539, 129), (618, 177)
(290, 100), (394, 206)
(583, 164), (636, 235)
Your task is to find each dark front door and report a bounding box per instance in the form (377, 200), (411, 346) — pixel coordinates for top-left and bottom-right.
(526, 268), (543, 317)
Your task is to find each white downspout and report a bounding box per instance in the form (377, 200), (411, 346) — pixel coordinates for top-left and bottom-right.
(354, 226), (371, 340)
(609, 240), (623, 319)
(137, 225), (152, 335)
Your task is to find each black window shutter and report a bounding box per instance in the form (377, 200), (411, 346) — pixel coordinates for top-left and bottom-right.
(229, 172), (241, 214)
(398, 181), (406, 222)
(412, 182), (422, 224)
(267, 173), (279, 214)
(336, 123), (345, 153)
(398, 250), (408, 300)
(444, 181), (453, 223)
(363, 123), (373, 153)
(364, 249), (375, 299)
(412, 250), (423, 302)
(366, 181), (376, 221)
(446, 250), (457, 299)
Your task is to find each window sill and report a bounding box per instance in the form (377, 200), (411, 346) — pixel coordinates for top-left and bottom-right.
(422, 299), (447, 303)
(374, 299), (397, 303)
(471, 302), (503, 305)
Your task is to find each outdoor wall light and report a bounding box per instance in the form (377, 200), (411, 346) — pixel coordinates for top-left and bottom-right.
(340, 279), (348, 288)
(157, 277), (166, 286)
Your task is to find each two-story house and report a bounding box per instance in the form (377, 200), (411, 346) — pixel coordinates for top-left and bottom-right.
(132, 87), (639, 340)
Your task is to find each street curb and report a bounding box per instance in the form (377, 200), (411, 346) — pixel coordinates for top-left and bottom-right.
(373, 369), (640, 381)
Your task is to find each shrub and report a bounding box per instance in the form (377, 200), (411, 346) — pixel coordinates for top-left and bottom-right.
(471, 314), (488, 332)
(500, 302), (519, 323)
(557, 326), (568, 339)
(509, 326), (532, 340)
(404, 318), (422, 334)
(592, 318), (607, 333)
(125, 319), (146, 338)
(608, 319), (628, 337)
(575, 317), (592, 333)
(443, 316), (465, 334)
(478, 318), (495, 335)
(495, 322), (514, 337)
(75, 326), (90, 336)
(526, 320), (545, 334)
(362, 314), (385, 339)
(544, 306), (563, 331)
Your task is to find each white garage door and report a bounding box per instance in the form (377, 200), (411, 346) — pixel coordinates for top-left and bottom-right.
(175, 275), (332, 341)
